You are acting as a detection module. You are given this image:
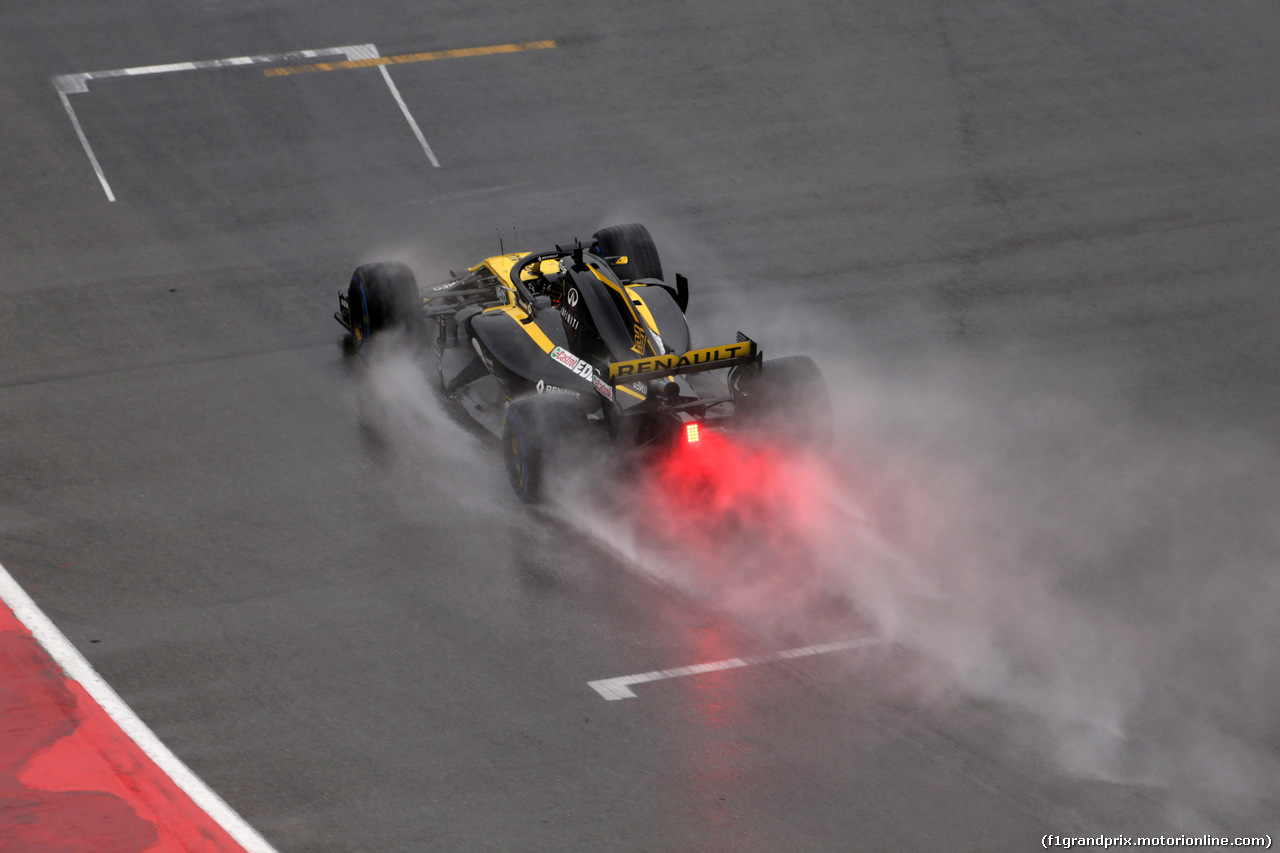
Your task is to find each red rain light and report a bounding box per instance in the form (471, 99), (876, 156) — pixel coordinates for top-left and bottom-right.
(636, 428), (837, 598)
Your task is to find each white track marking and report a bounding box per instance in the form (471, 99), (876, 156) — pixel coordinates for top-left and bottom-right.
(51, 44), (376, 94)
(57, 90), (114, 202)
(377, 64), (441, 167)
(0, 561), (279, 853)
(588, 637), (882, 701)
(52, 44), (378, 201)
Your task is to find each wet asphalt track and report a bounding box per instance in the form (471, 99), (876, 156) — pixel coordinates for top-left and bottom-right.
(2, 2), (1279, 851)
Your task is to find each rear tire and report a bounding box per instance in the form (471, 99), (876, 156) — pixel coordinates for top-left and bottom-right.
(502, 396), (593, 503)
(731, 355), (832, 447)
(347, 262), (421, 347)
(591, 223), (664, 283)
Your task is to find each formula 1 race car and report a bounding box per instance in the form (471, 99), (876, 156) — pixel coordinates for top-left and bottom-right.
(335, 224), (830, 501)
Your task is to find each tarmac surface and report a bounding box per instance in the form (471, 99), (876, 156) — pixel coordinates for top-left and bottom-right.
(1, 2), (1278, 850)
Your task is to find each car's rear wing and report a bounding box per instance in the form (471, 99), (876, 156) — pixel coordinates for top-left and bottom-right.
(608, 335), (759, 384)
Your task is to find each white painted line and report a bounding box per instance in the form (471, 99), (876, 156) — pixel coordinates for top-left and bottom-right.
(52, 43), (378, 199)
(52, 44), (377, 94)
(57, 89), (114, 202)
(588, 637), (882, 701)
(343, 44), (382, 62)
(378, 64), (441, 168)
(0, 561), (279, 853)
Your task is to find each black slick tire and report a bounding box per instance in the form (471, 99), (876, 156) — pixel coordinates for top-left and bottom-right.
(591, 223), (664, 283)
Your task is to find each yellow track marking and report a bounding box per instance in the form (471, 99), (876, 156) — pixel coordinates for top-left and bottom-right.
(264, 40), (556, 77)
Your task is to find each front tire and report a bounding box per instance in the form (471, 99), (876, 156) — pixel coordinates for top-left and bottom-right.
(591, 223), (663, 283)
(347, 262), (421, 348)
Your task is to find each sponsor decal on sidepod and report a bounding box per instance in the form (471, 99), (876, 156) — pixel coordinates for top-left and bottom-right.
(550, 346), (612, 400)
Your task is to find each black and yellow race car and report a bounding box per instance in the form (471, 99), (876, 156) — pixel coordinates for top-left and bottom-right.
(335, 224), (830, 501)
